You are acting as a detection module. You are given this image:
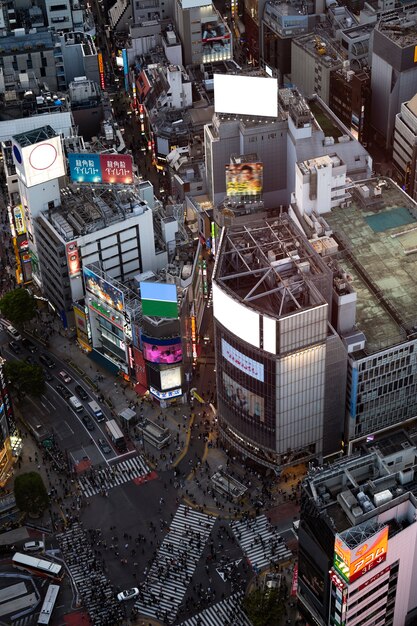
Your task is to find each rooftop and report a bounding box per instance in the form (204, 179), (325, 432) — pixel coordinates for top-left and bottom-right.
(215, 215), (330, 318)
(303, 430), (417, 539)
(378, 10), (417, 47)
(325, 177), (417, 353)
(293, 32), (343, 68)
(13, 124), (57, 147)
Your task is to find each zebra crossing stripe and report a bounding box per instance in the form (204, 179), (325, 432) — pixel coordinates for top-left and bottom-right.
(77, 455), (150, 497)
(231, 515), (292, 571)
(134, 504), (216, 624)
(178, 593), (252, 626)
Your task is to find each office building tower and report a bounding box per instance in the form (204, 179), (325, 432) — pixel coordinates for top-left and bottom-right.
(212, 214), (347, 469)
(298, 432), (417, 626)
(393, 93), (417, 200)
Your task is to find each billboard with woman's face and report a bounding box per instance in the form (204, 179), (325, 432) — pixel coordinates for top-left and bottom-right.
(142, 341), (182, 364)
(225, 162), (263, 196)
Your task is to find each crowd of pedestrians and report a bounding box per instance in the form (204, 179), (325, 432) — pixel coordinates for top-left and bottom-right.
(57, 522), (124, 625)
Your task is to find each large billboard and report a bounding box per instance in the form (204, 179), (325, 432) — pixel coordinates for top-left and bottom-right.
(142, 337), (182, 364)
(202, 20), (231, 51)
(83, 266), (124, 312)
(68, 153), (133, 184)
(12, 134), (66, 188)
(140, 282), (178, 319)
(222, 371), (264, 422)
(221, 338), (264, 381)
(160, 366), (182, 390)
(214, 74), (278, 118)
(334, 526), (388, 584)
(225, 162), (263, 197)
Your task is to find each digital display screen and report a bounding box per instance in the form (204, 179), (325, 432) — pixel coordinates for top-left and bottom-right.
(223, 371), (264, 422)
(84, 266), (124, 312)
(143, 341), (182, 364)
(226, 162), (263, 196)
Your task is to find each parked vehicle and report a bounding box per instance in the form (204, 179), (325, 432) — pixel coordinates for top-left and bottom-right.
(9, 341), (21, 354)
(98, 438), (112, 454)
(58, 370), (72, 384)
(39, 354), (55, 368)
(75, 385), (88, 400)
(68, 396), (83, 413)
(23, 540), (45, 553)
(21, 338), (37, 353)
(82, 415), (95, 431)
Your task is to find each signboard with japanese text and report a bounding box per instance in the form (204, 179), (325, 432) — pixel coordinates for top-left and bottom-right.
(68, 153), (133, 184)
(334, 526), (388, 584)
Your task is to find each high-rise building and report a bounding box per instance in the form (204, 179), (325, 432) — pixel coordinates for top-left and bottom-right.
(212, 214), (347, 469)
(392, 93), (417, 199)
(298, 431), (417, 626)
(371, 10), (417, 149)
(0, 357), (19, 487)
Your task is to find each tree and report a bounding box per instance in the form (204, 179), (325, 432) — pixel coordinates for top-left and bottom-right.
(0, 288), (37, 327)
(4, 361), (45, 398)
(14, 472), (49, 516)
(243, 588), (285, 626)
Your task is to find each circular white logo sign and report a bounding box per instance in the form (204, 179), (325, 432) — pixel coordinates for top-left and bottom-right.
(29, 143), (57, 170)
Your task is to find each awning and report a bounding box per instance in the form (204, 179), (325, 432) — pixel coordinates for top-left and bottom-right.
(119, 408), (136, 422)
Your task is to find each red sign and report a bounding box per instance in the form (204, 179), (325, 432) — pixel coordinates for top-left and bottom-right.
(357, 565), (390, 591)
(133, 347), (147, 389)
(99, 154), (133, 184)
(66, 241), (81, 277)
(291, 563), (298, 596)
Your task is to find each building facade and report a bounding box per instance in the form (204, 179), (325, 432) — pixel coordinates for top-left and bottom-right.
(212, 215), (346, 469)
(392, 94), (417, 199)
(298, 434), (417, 626)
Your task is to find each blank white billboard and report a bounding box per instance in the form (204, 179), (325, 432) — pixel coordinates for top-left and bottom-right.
(213, 283), (260, 348)
(214, 74), (278, 118)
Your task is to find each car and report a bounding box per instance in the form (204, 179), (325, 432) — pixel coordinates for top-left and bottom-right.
(82, 415), (95, 431)
(75, 384), (88, 400)
(39, 353), (55, 368)
(8, 341), (21, 354)
(55, 384), (72, 400)
(58, 370), (72, 383)
(117, 588), (139, 602)
(98, 438), (112, 454)
(21, 337), (37, 353)
(43, 368), (53, 382)
(23, 540), (45, 553)
(25, 356), (37, 366)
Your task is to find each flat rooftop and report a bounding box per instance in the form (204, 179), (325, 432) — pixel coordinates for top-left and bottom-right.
(325, 178), (417, 353)
(378, 11), (417, 47)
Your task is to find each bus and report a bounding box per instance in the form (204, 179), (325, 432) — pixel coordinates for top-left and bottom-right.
(37, 584), (60, 625)
(12, 553), (64, 581)
(105, 419), (126, 452)
(88, 400), (104, 422)
(137, 418), (171, 450)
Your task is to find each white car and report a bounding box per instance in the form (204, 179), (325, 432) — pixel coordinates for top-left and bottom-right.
(23, 540), (45, 552)
(117, 587), (139, 602)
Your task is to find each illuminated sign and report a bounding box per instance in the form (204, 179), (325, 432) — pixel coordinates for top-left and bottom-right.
(12, 133), (65, 188)
(226, 162), (263, 197)
(73, 303), (90, 349)
(98, 51), (105, 89)
(142, 340), (182, 364)
(13, 206), (25, 235)
(414, 45), (417, 63)
(68, 153), (133, 184)
(123, 310), (132, 342)
(150, 386), (182, 400)
(334, 527), (388, 584)
(84, 266), (124, 312)
(191, 315), (197, 360)
(66, 241), (81, 277)
(160, 366), (181, 391)
(140, 282), (178, 319)
(221, 338), (264, 382)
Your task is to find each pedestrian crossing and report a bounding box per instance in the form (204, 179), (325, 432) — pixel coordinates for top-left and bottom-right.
(57, 522), (123, 626)
(178, 593), (252, 626)
(77, 455), (150, 497)
(231, 515), (292, 571)
(11, 616), (34, 626)
(134, 504), (216, 624)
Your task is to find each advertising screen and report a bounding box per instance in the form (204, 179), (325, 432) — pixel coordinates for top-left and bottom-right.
(142, 341), (182, 364)
(222, 371), (264, 422)
(214, 74), (278, 118)
(334, 526), (388, 584)
(160, 366), (182, 390)
(132, 347), (147, 389)
(202, 20), (231, 49)
(66, 241), (81, 277)
(68, 153), (133, 184)
(83, 266), (124, 312)
(140, 282), (178, 319)
(221, 338), (264, 381)
(13, 205), (25, 235)
(212, 283), (260, 348)
(226, 162), (263, 196)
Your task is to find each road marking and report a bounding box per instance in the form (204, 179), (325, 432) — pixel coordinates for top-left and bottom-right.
(65, 421), (74, 435)
(42, 394), (56, 410)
